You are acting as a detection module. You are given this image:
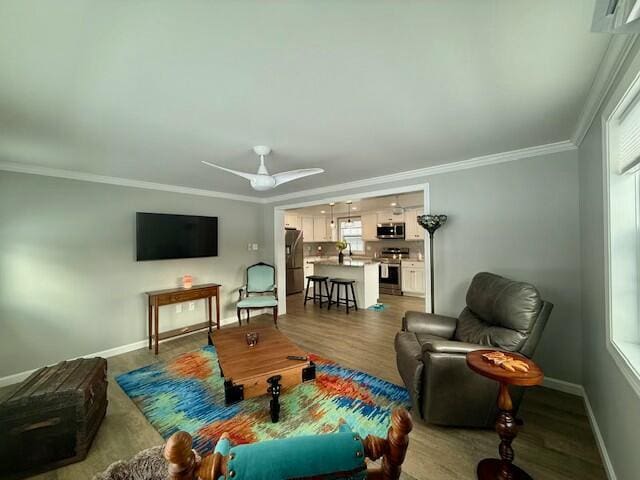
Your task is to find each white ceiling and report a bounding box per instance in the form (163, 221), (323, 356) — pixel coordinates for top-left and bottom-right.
(0, 1), (610, 197)
(289, 191), (424, 217)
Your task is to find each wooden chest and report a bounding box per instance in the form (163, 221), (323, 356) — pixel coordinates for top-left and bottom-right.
(0, 357), (108, 478)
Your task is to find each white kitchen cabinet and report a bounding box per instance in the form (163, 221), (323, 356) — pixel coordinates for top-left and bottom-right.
(361, 213), (378, 241)
(284, 213), (301, 230)
(313, 216), (329, 241)
(377, 209), (404, 224)
(404, 208), (424, 240)
(301, 216), (314, 241)
(303, 260), (315, 283)
(401, 261), (425, 296)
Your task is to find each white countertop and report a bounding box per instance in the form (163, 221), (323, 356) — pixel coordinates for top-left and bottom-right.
(313, 259), (380, 267)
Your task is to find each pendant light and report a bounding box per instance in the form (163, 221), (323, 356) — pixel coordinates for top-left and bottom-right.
(329, 203), (335, 228)
(346, 200), (352, 223)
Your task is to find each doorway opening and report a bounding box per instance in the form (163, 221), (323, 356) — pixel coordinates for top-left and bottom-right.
(273, 184), (430, 315)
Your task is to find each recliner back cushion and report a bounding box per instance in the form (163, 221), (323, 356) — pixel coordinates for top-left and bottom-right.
(454, 307), (527, 351)
(454, 272), (542, 351)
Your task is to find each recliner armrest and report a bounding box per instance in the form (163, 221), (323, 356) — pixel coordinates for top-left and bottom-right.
(422, 339), (496, 355)
(402, 311), (457, 339)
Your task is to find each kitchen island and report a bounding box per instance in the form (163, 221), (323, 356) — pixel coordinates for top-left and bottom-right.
(312, 259), (380, 308)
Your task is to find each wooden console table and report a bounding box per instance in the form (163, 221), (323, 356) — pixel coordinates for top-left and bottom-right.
(146, 283), (221, 355)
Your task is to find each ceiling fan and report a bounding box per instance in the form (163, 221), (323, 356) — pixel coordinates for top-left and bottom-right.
(202, 146), (324, 191)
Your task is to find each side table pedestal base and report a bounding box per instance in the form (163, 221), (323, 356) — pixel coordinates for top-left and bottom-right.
(477, 458), (532, 480)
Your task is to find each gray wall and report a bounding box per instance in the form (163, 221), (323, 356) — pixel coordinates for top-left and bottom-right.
(578, 42), (640, 480)
(0, 172), (263, 378)
(263, 149), (582, 384)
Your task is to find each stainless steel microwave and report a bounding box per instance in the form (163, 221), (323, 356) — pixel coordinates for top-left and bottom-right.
(376, 223), (405, 239)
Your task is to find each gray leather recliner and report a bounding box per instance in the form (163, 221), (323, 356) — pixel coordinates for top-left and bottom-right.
(394, 272), (553, 427)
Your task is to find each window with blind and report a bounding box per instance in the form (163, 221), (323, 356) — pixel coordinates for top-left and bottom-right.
(617, 93), (640, 174)
(605, 70), (640, 396)
(338, 217), (364, 253)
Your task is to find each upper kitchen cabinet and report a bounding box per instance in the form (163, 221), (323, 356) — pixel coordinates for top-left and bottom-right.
(285, 213), (301, 230)
(301, 216), (314, 240)
(377, 209), (405, 224)
(404, 207), (424, 240)
(361, 213), (378, 241)
(313, 216), (331, 242)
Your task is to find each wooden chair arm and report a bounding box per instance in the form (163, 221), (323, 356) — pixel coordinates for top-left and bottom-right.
(165, 409), (412, 480)
(238, 286), (247, 301)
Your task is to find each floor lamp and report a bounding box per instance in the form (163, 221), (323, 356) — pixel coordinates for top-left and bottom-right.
(417, 214), (448, 313)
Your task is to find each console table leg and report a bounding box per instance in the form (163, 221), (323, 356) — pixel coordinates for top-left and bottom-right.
(148, 301), (153, 350)
(215, 291), (221, 329)
(154, 301), (159, 355)
(207, 297), (212, 334)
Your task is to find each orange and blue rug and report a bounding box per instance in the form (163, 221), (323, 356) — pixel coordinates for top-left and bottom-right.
(116, 346), (410, 453)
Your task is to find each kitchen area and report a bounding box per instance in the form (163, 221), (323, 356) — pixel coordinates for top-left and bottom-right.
(284, 192), (427, 308)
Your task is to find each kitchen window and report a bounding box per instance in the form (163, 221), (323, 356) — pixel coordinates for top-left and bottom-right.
(605, 69), (640, 397)
(339, 217), (364, 253)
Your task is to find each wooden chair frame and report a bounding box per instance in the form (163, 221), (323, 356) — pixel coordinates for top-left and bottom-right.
(165, 408), (412, 480)
(237, 262), (278, 328)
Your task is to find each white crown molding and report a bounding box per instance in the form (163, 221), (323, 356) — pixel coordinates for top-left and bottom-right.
(571, 34), (639, 146)
(264, 140), (577, 204)
(1, 140), (576, 205)
(0, 161), (262, 204)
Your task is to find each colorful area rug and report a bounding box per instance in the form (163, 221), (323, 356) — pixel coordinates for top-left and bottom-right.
(116, 346), (410, 453)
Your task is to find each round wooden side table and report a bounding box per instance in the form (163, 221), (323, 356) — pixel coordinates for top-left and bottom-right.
(466, 350), (544, 480)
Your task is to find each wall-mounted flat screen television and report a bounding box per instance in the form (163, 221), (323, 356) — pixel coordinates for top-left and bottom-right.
(136, 213), (218, 261)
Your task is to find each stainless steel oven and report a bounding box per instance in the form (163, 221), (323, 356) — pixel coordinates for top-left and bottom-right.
(378, 247), (409, 295)
(376, 223), (405, 239)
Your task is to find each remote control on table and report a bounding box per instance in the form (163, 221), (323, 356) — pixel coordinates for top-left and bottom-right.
(286, 355), (307, 361)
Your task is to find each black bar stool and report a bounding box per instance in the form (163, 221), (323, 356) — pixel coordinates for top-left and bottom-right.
(328, 278), (358, 314)
(304, 275), (330, 307)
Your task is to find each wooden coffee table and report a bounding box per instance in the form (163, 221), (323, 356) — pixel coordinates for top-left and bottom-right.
(208, 325), (316, 406)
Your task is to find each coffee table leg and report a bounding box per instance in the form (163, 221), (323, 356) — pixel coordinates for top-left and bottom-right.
(267, 375), (282, 423)
(477, 382), (532, 480)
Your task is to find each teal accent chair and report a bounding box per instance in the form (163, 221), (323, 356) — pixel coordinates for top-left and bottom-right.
(164, 408), (412, 480)
(237, 262), (278, 327)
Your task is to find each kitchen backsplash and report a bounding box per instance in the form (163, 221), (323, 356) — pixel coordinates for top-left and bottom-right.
(304, 240), (423, 258)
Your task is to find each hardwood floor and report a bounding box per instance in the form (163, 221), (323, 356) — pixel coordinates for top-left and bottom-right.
(6, 294), (606, 479)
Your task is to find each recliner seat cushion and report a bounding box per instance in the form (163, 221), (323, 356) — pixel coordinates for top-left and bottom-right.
(454, 272), (542, 351)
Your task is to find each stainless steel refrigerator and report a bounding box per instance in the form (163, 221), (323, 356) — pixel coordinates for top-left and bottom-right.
(285, 228), (304, 295)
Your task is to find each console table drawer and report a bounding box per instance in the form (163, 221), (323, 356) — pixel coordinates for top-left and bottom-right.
(159, 289), (208, 305)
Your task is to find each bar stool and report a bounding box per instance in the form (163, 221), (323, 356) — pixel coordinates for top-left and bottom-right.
(328, 278), (358, 314)
(304, 275), (330, 307)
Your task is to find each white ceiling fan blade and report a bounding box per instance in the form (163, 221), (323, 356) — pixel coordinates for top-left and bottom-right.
(273, 168), (324, 186)
(201, 161), (260, 182)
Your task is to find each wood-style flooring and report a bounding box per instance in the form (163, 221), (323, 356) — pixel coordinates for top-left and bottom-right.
(4, 294), (606, 479)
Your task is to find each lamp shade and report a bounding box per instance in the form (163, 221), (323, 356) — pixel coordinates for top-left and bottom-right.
(417, 214), (448, 235)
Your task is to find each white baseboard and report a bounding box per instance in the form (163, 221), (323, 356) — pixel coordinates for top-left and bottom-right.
(583, 390), (617, 480)
(0, 312), (265, 388)
(542, 376), (584, 396)
(540, 379), (616, 480)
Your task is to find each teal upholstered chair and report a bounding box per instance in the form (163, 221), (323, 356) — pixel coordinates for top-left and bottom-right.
(164, 408), (412, 480)
(237, 262), (278, 327)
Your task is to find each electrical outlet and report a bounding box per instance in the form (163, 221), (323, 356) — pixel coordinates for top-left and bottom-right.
(188, 302), (195, 311)
(176, 304), (182, 313)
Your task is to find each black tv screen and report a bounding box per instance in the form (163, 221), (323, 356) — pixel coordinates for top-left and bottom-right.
(136, 213), (218, 261)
